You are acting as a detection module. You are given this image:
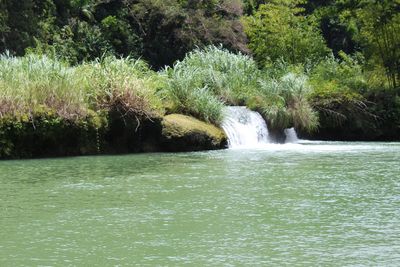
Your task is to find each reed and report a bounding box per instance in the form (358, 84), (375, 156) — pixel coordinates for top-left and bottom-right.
(0, 48), (319, 132)
(253, 73), (319, 131)
(77, 56), (164, 119)
(162, 46), (260, 124)
(0, 54), (163, 120)
(0, 53), (87, 119)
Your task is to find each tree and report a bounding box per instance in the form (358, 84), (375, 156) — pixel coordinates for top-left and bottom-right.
(241, 0), (269, 14)
(243, 0), (330, 66)
(356, 0), (400, 89)
(180, 0), (248, 54)
(0, 0), (9, 49)
(311, 3), (359, 56)
(1, 0), (39, 54)
(126, 0), (248, 68)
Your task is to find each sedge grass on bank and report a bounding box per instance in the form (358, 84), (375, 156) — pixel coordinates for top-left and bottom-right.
(77, 57), (164, 119)
(162, 46), (260, 124)
(162, 46), (319, 131)
(0, 53), (87, 119)
(251, 73), (319, 132)
(1, 48), (321, 133)
(0, 54), (163, 120)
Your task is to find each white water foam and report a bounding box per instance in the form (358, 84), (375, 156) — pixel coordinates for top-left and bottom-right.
(221, 106), (269, 148)
(220, 107), (393, 152)
(284, 128), (300, 143)
(222, 106), (306, 149)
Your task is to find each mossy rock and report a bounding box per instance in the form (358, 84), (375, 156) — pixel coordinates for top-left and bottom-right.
(0, 110), (104, 159)
(161, 114), (227, 151)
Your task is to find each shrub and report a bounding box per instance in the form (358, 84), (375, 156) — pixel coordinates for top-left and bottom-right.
(310, 53), (367, 94)
(309, 54), (371, 126)
(249, 73), (318, 132)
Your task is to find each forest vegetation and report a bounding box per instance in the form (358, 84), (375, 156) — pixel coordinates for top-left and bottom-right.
(0, 0), (399, 157)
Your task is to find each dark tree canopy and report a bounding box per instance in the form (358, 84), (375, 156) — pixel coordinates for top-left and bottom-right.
(0, 0), (248, 68)
(0, 0), (399, 85)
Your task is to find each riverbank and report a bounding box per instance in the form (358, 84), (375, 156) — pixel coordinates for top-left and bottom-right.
(1, 47), (399, 159)
(0, 112), (227, 159)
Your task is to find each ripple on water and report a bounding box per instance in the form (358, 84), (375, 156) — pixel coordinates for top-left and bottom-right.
(0, 142), (399, 266)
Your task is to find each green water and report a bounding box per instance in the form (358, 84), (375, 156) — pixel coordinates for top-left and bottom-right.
(1, 142), (400, 266)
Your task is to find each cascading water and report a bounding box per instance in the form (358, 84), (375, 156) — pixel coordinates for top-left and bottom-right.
(222, 106), (303, 148)
(221, 106), (269, 148)
(284, 128), (300, 143)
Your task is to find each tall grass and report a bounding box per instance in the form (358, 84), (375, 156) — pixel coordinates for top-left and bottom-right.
(0, 53), (163, 120)
(77, 56), (164, 119)
(175, 46), (260, 104)
(162, 46), (319, 130)
(161, 66), (224, 124)
(162, 45), (260, 124)
(0, 53), (87, 119)
(1, 48), (320, 132)
(250, 73), (319, 131)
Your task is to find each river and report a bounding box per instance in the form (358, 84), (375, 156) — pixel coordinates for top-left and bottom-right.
(1, 142), (399, 266)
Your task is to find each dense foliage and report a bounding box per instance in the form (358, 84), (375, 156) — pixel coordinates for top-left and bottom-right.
(0, 0), (247, 68)
(0, 53), (162, 120)
(243, 0), (330, 66)
(1, 0), (399, 144)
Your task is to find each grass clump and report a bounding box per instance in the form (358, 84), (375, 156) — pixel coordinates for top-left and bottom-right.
(0, 54), (164, 158)
(0, 53), (87, 119)
(162, 46), (260, 124)
(162, 46), (319, 132)
(0, 54), (163, 121)
(171, 45), (260, 104)
(249, 72), (319, 132)
(162, 66), (224, 124)
(77, 56), (164, 120)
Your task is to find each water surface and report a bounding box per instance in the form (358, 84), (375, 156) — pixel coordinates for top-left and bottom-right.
(1, 142), (400, 266)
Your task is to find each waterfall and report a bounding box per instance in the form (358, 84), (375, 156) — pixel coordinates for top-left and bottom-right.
(221, 106), (303, 148)
(221, 106), (269, 148)
(284, 128), (300, 143)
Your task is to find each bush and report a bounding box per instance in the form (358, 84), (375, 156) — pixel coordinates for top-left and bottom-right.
(249, 73), (318, 132)
(310, 53), (367, 94)
(309, 54), (371, 127)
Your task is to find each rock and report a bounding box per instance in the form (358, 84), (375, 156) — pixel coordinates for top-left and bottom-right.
(161, 114), (227, 151)
(267, 128), (287, 143)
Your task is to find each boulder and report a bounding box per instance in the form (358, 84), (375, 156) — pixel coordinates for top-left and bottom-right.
(161, 114), (227, 151)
